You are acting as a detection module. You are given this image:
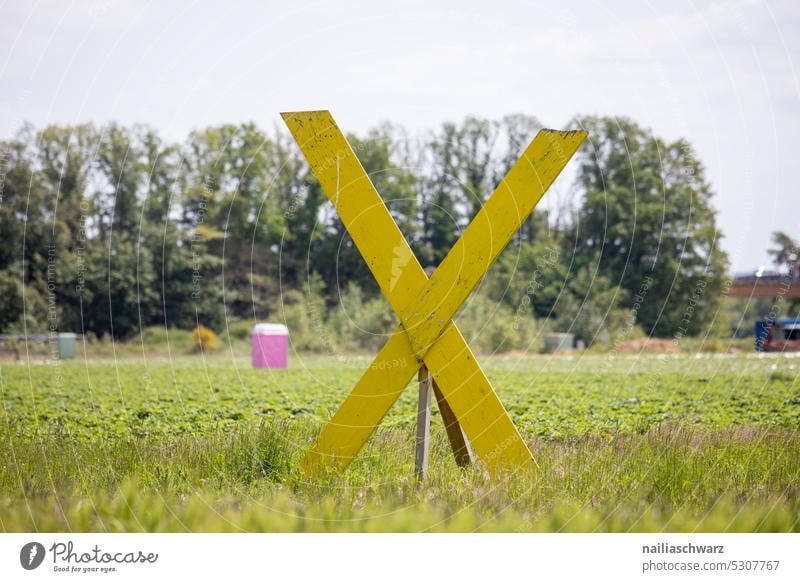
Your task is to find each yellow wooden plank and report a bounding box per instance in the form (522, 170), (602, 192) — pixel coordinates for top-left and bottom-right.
(402, 129), (587, 358)
(284, 111), (585, 477)
(431, 373), (473, 467)
(281, 111), (427, 316)
(300, 325), (418, 475)
(295, 304), (531, 476)
(283, 111), (429, 475)
(284, 111), (585, 361)
(302, 322), (537, 476)
(302, 328), (534, 476)
(423, 323), (536, 473)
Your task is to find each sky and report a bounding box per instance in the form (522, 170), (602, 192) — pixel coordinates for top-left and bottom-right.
(1, 0), (798, 273)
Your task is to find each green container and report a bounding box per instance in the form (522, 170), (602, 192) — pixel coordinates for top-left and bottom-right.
(543, 333), (575, 353)
(56, 333), (77, 359)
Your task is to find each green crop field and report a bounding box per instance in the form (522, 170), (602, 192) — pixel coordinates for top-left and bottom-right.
(1, 353), (799, 532)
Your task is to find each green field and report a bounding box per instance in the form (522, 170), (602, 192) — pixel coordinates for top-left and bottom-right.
(1, 353), (799, 532)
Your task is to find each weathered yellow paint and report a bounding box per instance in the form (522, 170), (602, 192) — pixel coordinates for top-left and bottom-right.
(280, 111), (427, 316)
(424, 324), (534, 471)
(282, 110), (586, 477)
(401, 129), (587, 357)
(300, 325), (418, 475)
(300, 323), (531, 476)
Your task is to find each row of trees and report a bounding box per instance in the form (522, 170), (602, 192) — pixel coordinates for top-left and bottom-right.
(0, 114), (734, 346)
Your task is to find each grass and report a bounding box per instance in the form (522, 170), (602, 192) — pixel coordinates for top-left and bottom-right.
(1, 352), (798, 532)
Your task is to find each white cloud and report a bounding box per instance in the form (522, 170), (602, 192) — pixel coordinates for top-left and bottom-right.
(0, 0), (797, 270)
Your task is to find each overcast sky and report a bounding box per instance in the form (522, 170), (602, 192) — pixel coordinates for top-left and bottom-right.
(1, 0), (797, 272)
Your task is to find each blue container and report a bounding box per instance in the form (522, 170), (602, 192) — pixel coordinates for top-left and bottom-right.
(754, 318), (800, 351)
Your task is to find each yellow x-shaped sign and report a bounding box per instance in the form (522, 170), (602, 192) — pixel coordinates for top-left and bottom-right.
(283, 111), (586, 476)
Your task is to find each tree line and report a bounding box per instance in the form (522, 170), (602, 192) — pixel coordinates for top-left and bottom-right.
(0, 114), (732, 347)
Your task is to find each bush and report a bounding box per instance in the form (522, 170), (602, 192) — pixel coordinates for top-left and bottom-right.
(325, 283), (541, 355)
(455, 291), (538, 353)
(278, 278), (332, 353)
(130, 326), (193, 352)
(191, 325), (219, 353)
(220, 319), (253, 344)
(328, 284), (395, 352)
(0, 270), (49, 333)
(553, 267), (631, 348)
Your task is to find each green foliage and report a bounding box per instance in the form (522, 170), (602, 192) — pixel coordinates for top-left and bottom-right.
(0, 355), (798, 532)
(570, 116), (729, 338)
(769, 231), (799, 274)
(553, 267), (631, 346)
(3, 354), (796, 442)
(768, 231), (800, 313)
(0, 269), (48, 331)
(327, 284), (395, 352)
(455, 290), (538, 353)
(132, 326), (192, 351)
(277, 274), (330, 353)
(222, 319), (256, 342)
(0, 115), (742, 346)
(485, 235), (633, 347)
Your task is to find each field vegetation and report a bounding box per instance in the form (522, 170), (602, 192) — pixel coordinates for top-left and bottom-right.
(2, 353), (797, 532)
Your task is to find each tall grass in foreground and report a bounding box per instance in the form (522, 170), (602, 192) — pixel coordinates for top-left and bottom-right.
(1, 421), (798, 532)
